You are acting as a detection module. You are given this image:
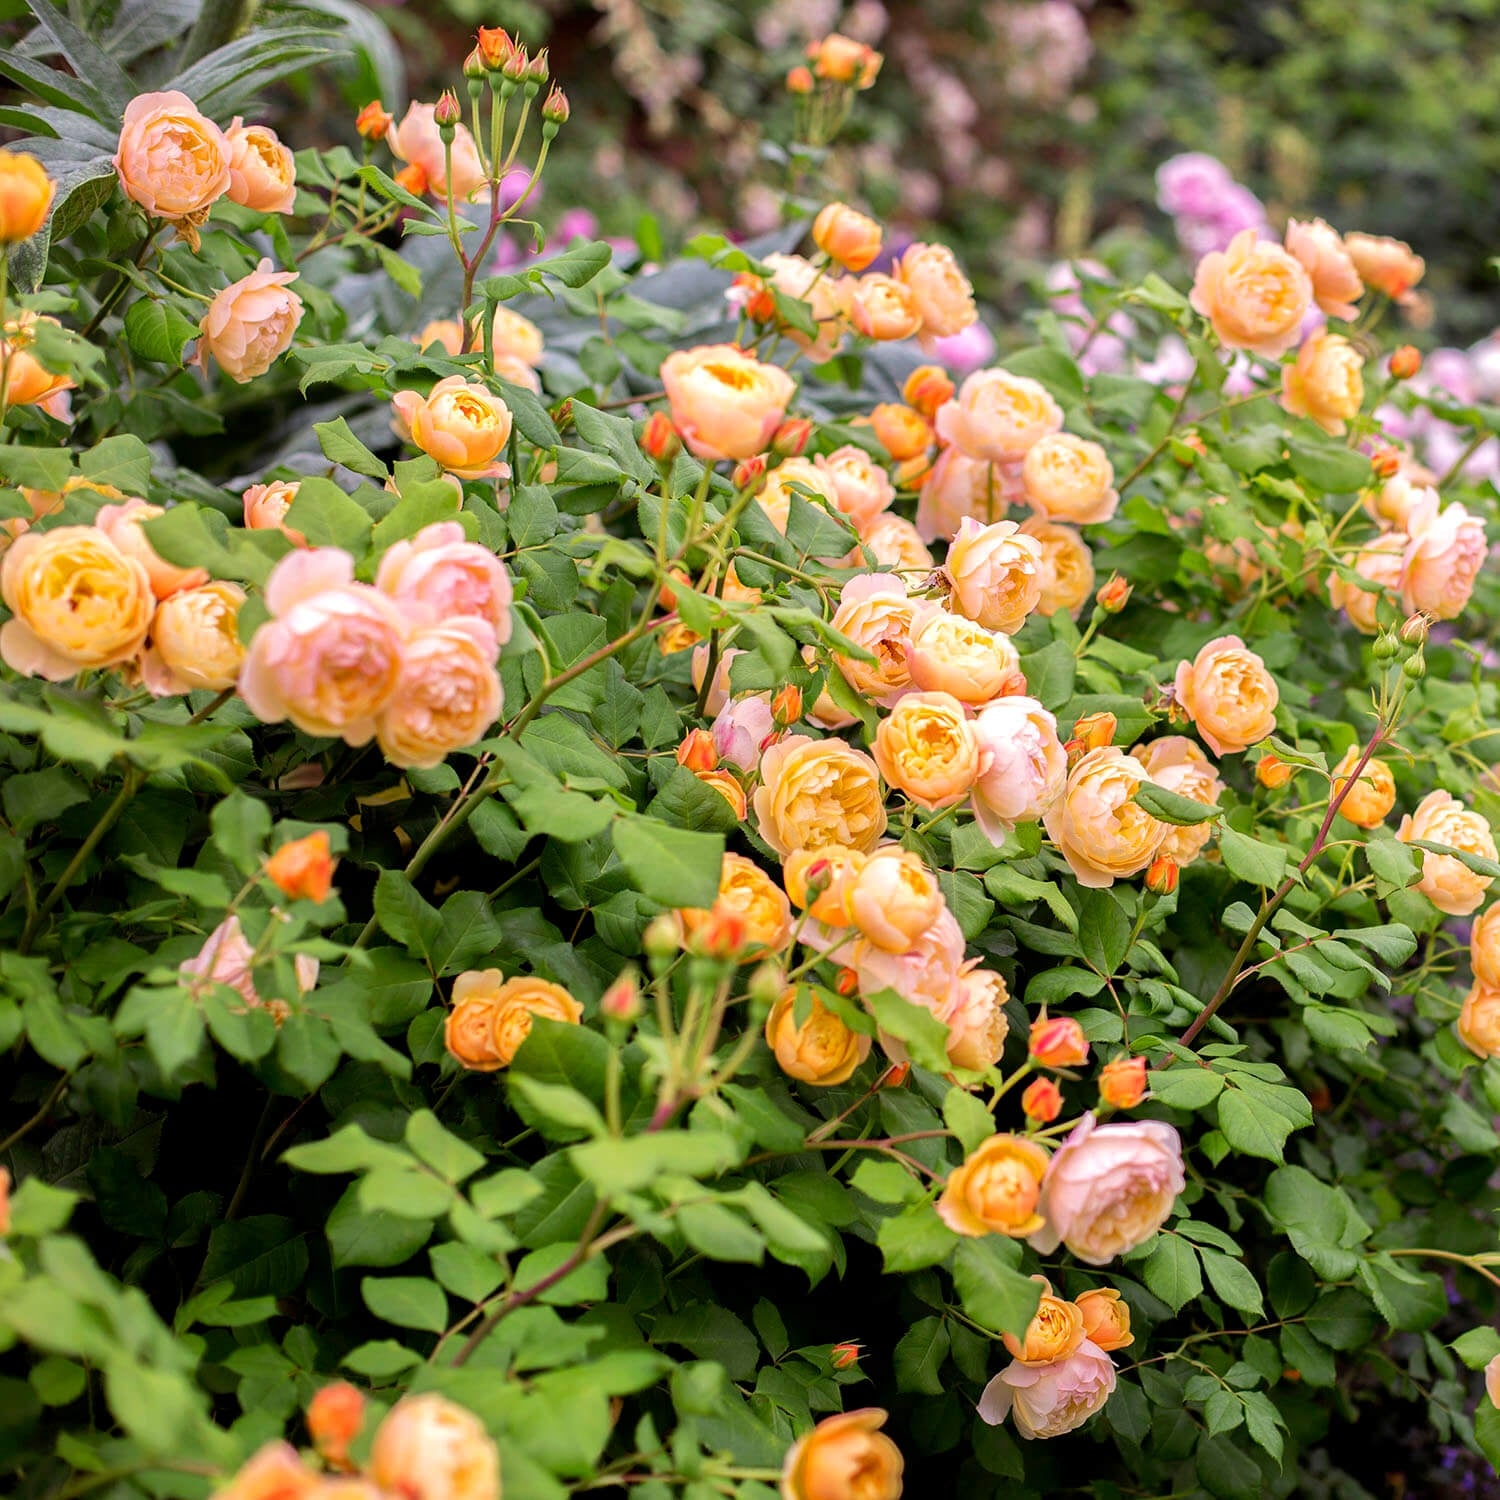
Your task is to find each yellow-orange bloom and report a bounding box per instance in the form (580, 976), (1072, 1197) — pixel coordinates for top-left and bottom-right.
(780, 1408), (903, 1500)
(937, 1133), (1050, 1238)
(0, 150), (54, 242)
(765, 986), (872, 1086)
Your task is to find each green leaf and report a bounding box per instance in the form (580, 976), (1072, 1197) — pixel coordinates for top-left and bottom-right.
(1136, 782), (1221, 825)
(123, 299), (198, 365)
(877, 1202), (959, 1272)
(80, 435), (153, 496)
(863, 987), (952, 1074)
(1199, 1249), (1264, 1315)
(571, 1132), (742, 1194)
(343, 1340), (422, 1378)
(1287, 436), (1370, 493)
(282, 1124), (411, 1176)
(653, 1305), (758, 1381)
(361, 1276), (449, 1333)
(1217, 1088), (1295, 1161)
(1076, 886), (1132, 974)
(284, 477), (374, 556)
(893, 1316), (950, 1395)
(1017, 639), (1076, 710)
(327, 1184), (434, 1269)
(942, 1089), (996, 1153)
(0, 445), (71, 492)
(372, 870), (442, 964)
(611, 814), (723, 908)
(406, 1111), (486, 1182)
(1150, 1067), (1225, 1110)
(849, 1159), (925, 1205)
(1142, 1234), (1202, 1310)
(1219, 827), (1287, 888)
(951, 1236), (1040, 1337)
(1452, 1326), (1500, 1370)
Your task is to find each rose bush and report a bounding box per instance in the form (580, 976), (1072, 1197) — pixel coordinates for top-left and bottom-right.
(1, 5), (1500, 1499)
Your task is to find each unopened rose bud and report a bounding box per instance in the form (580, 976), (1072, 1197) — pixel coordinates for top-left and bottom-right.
(810, 33), (883, 88)
(835, 966), (859, 997)
(1370, 445), (1402, 479)
(1256, 753), (1294, 789)
(676, 728), (718, 773)
(692, 908), (749, 959)
(1307, 1083), (1333, 1113)
(1098, 1055), (1148, 1110)
(772, 417), (814, 458)
(785, 64), (815, 95)
(869, 403), (933, 461)
(882, 1060), (910, 1088)
(749, 962), (784, 1009)
(1402, 650), (1425, 681)
(1371, 629), (1399, 661)
(355, 100), (393, 141)
(502, 45), (530, 81)
(1389, 345), (1421, 380)
(307, 1382), (365, 1468)
(771, 684), (803, 727)
(527, 48), (550, 84)
(1095, 573), (1131, 614)
(477, 26), (514, 70)
(541, 84), (569, 123)
(435, 90), (463, 129)
(1073, 711), (1116, 752)
(643, 913), (681, 963)
(1022, 1077), (1063, 1124)
(1399, 612), (1430, 646)
(601, 970), (643, 1023)
(1029, 1016), (1089, 1069)
(394, 163), (429, 196)
(640, 409), (681, 463)
(902, 364), (954, 419)
(732, 272), (778, 324)
(552, 397), (574, 432)
(463, 46), (487, 80)
(830, 1341), (863, 1370)
(733, 455), (768, 491)
(1144, 854), (1179, 896)
(264, 830), (337, 904)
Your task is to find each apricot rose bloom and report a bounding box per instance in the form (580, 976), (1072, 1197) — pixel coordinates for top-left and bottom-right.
(1075, 1287), (1133, 1351)
(849, 274), (923, 341)
(1471, 903), (1500, 988)
(1030, 1113), (1185, 1265)
(784, 844), (867, 927)
(855, 513), (935, 573)
(1396, 790), (1497, 916)
(660, 344), (796, 461)
(238, 548), (408, 743)
(1344, 232), (1425, 301)
(445, 969), (583, 1071)
(755, 457), (838, 534)
(224, 118), (296, 213)
(113, 91), (230, 236)
(1021, 517), (1095, 618)
(1401, 500), (1486, 621)
(375, 521), (514, 639)
(872, 691), (981, 811)
(1, 313), (75, 411)
(1021, 432), (1118, 525)
(1130, 735), (1223, 866)
(0, 150), (54, 242)
(1331, 746), (1396, 829)
(935, 368), (1063, 463)
(1003, 1279), (1086, 1365)
(197, 259), (303, 382)
(392, 376), (514, 480)
(1044, 747), (1168, 889)
(905, 603), (1021, 705)
(765, 988), (871, 1086)
(945, 517), (1044, 635)
(1329, 532), (1405, 634)
(369, 1392), (500, 1500)
(978, 1341), (1117, 1439)
(678, 852), (793, 960)
(780, 1407), (903, 1500)
(1173, 635), (1280, 757)
(0, 525), (153, 680)
(814, 445), (896, 531)
(846, 845), (946, 953)
(969, 695), (1067, 841)
(243, 479), (305, 544)
(142, 580), (247, 695)
(896, 241), (978, 339)
(387, 102), (486, 201)
(1188, 228), (1312, 358)
(1458, 982), (1500, 1060)
(1284, 218), (1364, 320)
(1280, 332), (1365, 435)
(211, 1443), (319, 1500)
(830, 573), (915, 703)
(915, 447), (1020, 543)
(375, 619), (503, 769)
(938, 1133), (1051, 1238)
(754, 734), (888, 857)
(943, 966), (1011, 1072)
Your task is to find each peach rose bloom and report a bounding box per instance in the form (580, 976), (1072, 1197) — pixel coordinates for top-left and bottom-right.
(935, 369), (1064, 463)
(113, 90), (230, 232)
(387, 103), (485, 201)
(180, 914), (318, 1011)
(0, 149), (54, 242)
(753, 733), (888, 856)
(846, 845), (946, 952)
(445, 969), (583, 1071)
(142, 580), (246, 695)
(1281, 332), (1364, 435)
(1021, 433), (1118, 526)
(1458, 982), (1500, 1060)
(765, 987), (872, 1086)
(243, 478), (306, 545)
(1030, 1112), (1185, 1264)
(96, 498), (208, 599)
(1173, 635), (1279, 756)
(853, 513), (935, 574)
(415, 319), (464, 356)
(945, 517), (1044, 634)
(198, 259), (303, 383)
(1189, 228), (1313, 358)
(660, 344), (796, 462)
(369, 1392), (500, 1500)
(1003, 1279), (1086, 1364)
(1470, 903), (1500, 989)
(942, 966), (1010, 1071)
(784, 844), (867, 927)
(811, 33), (883, 86)
(873, 690), (981, 811)
(696, 767), (747, 819)
(1328, 532), (1405, 634)
(1020, 517), (1094, 618)
(970, 695), (1067, 841)
(238, 548), (409, 742)
(679, 852), (793, 960)
(830, 573), (915, 703)
(814, 445), (896, 531)
(1044, 746), (1168, 888)
(850, 273), (924, 341)
(1330, 746), (1396, 829)
(1396, 790), (1497, 916)
(1366, 473), (1436, 531)
(375, 618), (502, 768)
(1284, 218), (1364, 320)
(224, 117), (296, 213)
(977, 1341), (1117, 1439)
(937, 1133), (1051, 1238)
(1130, 735), (1223, 866)
(856, 906), (965, 1017)
(897, 241), (978, 338)
(906, 603), (1021, 706)
(1075, 1287), (1133, 1352)
(1343, 232), (1425, 301)
(813, 202), (882, 272)
(1, 313), (75, 410)
(376, 520), (513, 638)
(0, 525), (152, 680)
(756, 456), (837, 533)
(212, 1442), (321, 1500)
(1402, 500), (1486, 621)
(392, 375), (513, 480)
(916, 447), (1022, 543)
(870, 402), (934, 462)
(780, 1408), (903, 1500)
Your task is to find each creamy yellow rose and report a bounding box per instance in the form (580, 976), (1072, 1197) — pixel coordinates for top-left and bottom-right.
(905, 602), (1021, 705)
(1458, 981), (1500, 1060)
(1021, 517), (1095, 618)
(142, 580), (247, 695)
(1002, 1278), (1087, 1365)
(1044, 746), (1168, 889)
(753, 734), (888, 857)
(1396, 790), (1497, 916)
(1022, 432), (1118, 525)
(1280, 332), (1365, 435)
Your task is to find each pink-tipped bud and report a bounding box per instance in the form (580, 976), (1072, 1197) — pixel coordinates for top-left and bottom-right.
(541, 84), (569, 124)
(882, 1061), (911, 1089)
(733, 455), (768, 491)
(1256, 753), (1294, 790)
(1370, 445), (1402, 479)
(1095, 574), (1131, 614)
(1022, 1077), (1063, 1124)
(463, 46), (487, 80)
(527, 48), (550, 83)
(640, 409), (680, 462)
(502, 45), (530, 81)
(433, 90), (462, 129)
(355, 100), (392, 141)
(601, 971), (642, 1023)
(835, 966), (859, 997)
(772, 417), (814, 458)
(1072, 711), (1116, 752)
(1029, 1016), (1090, 1069)
(1099, 1056), (1148, 1110)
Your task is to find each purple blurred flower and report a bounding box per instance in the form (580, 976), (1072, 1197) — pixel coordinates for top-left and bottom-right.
(554, 208), (598, 243)
(1156, 153), (1268, 256)
(928, 320), (996, 375)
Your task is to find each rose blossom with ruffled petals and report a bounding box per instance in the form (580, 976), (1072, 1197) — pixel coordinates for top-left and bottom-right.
(1344, 232), (1425, 301)
(197, 259), (303, 383)
(180, 914), (318, 1010)
(369, 1392), (500, 1500)
(113, 91), (229, 236)
(906, 602), (1021, 706)
(391, 376), (512, 480)
(142, 580), (246, 695)
(935, 368), (1063, 462)
(1396, 790), (1496, 916)
(970, 696), (1067, 840)
(915, 447), (1020, 543)
(856, 904), (965, 1016)
(1281, 332), (1365, 435)
(754, 733), (887, 857)
(1130, 735), (1224, 866)
(1285, 218), (1364, 320)
(872, 691), (980, 811)
(1173, 635), (1279, 756)
(1020, 517), (1094, 617)
(1329, 531), (1405, 634)
(375, 619), (502, 769)
(813, 445), (896, 531)
(1189, 229), (1312, 358)
(95, 498), (208, 599)
(941, 965), (1010, 1071)
(712, 694), (775, 771)
(1401, 500), (1486, 621)
(1021, 432), (1118, 525)
(224, 117), (296, 213)
(896, 241), (978, 338)
(660, 344), (795, 462)
(945, 517), (1044, 634)
(1044, 747), (1168, 888)
(375, 521), (513, 640)
(242, 479), (306, 545)
(830, 572), (915, 703)
(978, 1340), (1117, 1438)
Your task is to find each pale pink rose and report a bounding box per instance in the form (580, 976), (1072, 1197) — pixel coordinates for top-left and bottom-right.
(1021, 432), (1118, 525)
(391, 376), (513, 481)
(970, 696), (1067, 841)
(659, 344), (795, 462)
(712, 694), (774, 771)
(1029, 1112), (1185, 1264)
(896, 241), (978, 338)
(934, 369), (1064, 462)
(197, 259), (303, 383)
(1402, 501), (1485, 620)
(1189, 229), (1313, 358)
(830, 572), (915, 704)
(375, 521), (513, 640)
(375, 619), (503, 769)
(142, 580), (246, 695)
(388, 103), (485, 201)
(915, 447), (1022, 542)
(977, 1341), (1117, 1438)
(224, 117), (296, 213)
(96, 498), (208, 599)
(1131, 735), (1223, 866)
(906, 602), (1022, 705)
(1365, 474), (1436, 532)
(813, 445), (896, 531)
(1396, 789), (1497, 916)
(369, 1393), (500, 1500)
(941, 965), (1010, 1071)
(238, 548), (409, 743)
(180, 915), (318, 1008)
(1172, 635), (1279, 756)
(1284, 218), (1364, 321)
(113, 91), (230, 228)
(1044, 746), (1168, 888)
(1328, 532), (1405, 634)
(243, 479), (306, 545)
(852, 513), (935, 573)
(856, 905), (965, 1014)
(1280, 332), (1365, 435)
(945, 516), (1044, 634)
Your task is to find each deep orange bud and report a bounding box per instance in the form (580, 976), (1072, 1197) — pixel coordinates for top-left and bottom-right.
(733, 455), (768, 491)
(772, 417), (814, 457)
(1029, 1016), (1090, 1069)
(1370, 444), (1402, 480)
(830, 1341), (863, 1370)
(307, 1382), (365, 1468)
(1098, 1056), (1148, 1110)
(676, 728), (718, 773)
(1144, 855), (1179, 896)
(692, 908), (749, 959)
(1389, 345), (1421, 380)
(1095, 573), (1131, 614)
(641, 409), (681, 463)
(1256, 753), (1294, 790)
(785, 65), (815, 95)
(355, 100), (393, 141)
(902, 364), (954, 419)
(1022, 1077), (1064, 1123)
(1072, 711), (1117, 752)
(836, 966), (859, 997)
(733, 271), (778, 324)
(771, 684), (803, 727)
(265, 831), (336, 904)
(882, 1061), (911, 1088)
(869, 403), (933, 461)
(476, 26), (514, 70)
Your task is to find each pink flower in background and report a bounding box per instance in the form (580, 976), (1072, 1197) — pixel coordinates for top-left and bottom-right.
(1155, 152), (1267, 256)
(927, 321), (996, 375)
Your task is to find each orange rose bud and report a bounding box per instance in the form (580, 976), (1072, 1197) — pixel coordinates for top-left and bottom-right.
(1255, 752), (1294, 789)
(264, 831), (336, 904)
(882, 1060), (911, 1088)
(600, 970), (643, 1023)
(307, 1381), (365, 1467)
(1174, 431), (1207, 466)
(394, 162), (429, 196)
(733, 271), (778, 324)
(1029, 1015), (1090, 1069)
(772, 417), (814, 458)
(477, 26), (514, 70)
(1064, 736), (1088, 770)
(0, 150), (55, 243)
(1022, 1076), (1063, 1123)
(870, 402), (934, 461)
(1095, 573), (1131, 614)
(640, 409), (681, 463)
(1144, 855), (1179, 896)
(1370, 444), (1402, 479)
(812, 202), (883, 273)
(733, 454), (768, 491)
(772, 684), (803, 727)
(355, 100), (393, 141)
(1308, 1083), (1333, 1113)
(830, 1340), (863, 1370)
(1073, 711), (1117, 752)
(902, 364), (955, 419)
(836, 965), (859, 997)
(1389, 345), (1421, 380)
(676, 728), (718, 773)
(696, 767), (748, 819)
(1098, 1055), (1148, 1110)
(786, 64), (815, 95)
(541, 85), (569, 125)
